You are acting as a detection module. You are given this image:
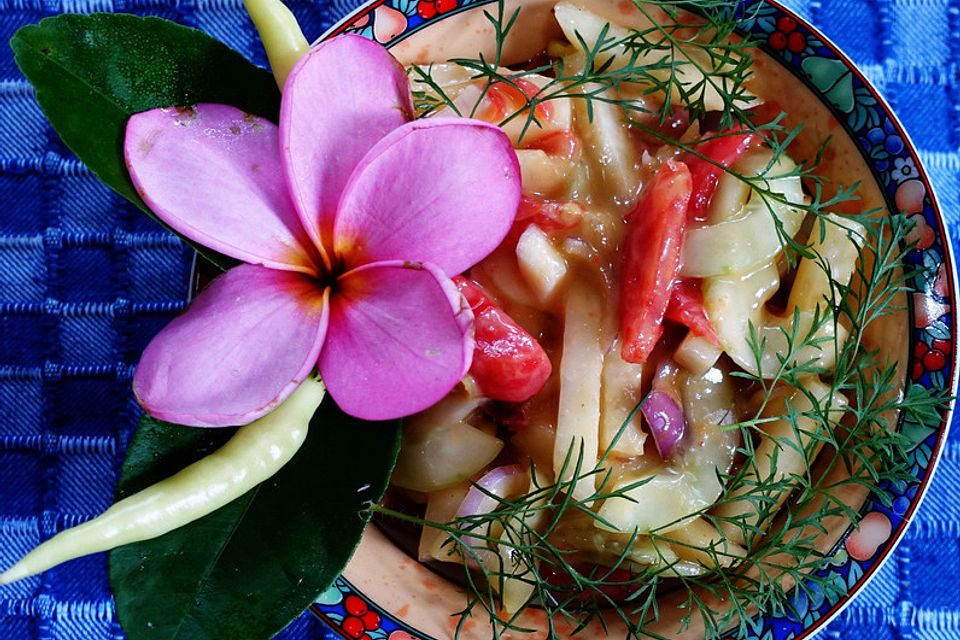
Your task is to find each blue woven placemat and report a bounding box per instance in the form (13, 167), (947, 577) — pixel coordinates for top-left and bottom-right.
(1, 0), (958, 638)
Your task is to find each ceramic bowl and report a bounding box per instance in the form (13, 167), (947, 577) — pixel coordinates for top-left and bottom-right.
(308, 1), (957, 638)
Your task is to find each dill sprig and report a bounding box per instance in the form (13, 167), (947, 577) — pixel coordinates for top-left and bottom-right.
(383, 0), (952, 638)
(409, 0), (759, 141)
(616, 0), (761, 128)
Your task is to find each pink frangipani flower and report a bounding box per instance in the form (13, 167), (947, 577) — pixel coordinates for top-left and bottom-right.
(124, 34), (521, 426)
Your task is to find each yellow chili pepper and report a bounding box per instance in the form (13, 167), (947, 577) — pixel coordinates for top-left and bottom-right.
(244, 0), (310, 89)
(0, 377), (325, 585)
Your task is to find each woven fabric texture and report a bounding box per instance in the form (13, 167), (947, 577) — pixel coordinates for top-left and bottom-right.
(0, 0), (958, 638)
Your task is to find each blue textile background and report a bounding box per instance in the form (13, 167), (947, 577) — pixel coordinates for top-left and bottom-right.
(0, 0), (957, 638)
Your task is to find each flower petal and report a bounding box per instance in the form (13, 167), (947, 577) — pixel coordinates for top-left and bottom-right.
(133, 264), (329, 427)
(334, 117), (521, 276)
(319, 260), (473, 420)
(281, 34), (414, 257)
(125, 104), (318, 275)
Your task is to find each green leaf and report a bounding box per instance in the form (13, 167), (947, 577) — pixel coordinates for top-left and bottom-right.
(10, 13), (282, 271)
(109, 396), (401, 640)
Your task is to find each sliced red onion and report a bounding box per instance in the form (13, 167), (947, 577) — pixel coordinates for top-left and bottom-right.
(455, 464), (528, 559)
(641, 390), (686, 460)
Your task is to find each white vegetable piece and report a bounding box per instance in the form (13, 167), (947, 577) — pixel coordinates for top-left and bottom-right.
(673, 332), (723, 376)
(495, 469), (551, 614)
(704, 215), (864, 378)
(391, 389), (503, 492)
(418, 482), (471, 563)
(570, 81), (641, 207)
(715, 378), (849, 545)
(516, 223), (568, 304)
(472, 242), (539, 309)
(599, 340), (647, 458)
(407, 62), (476, 94)
(680, 151), (806, 278)
(552, 510), (706, 577)
(553, 2), (734, 113)
(597, 468), (710, 534)
(595, 366), (739, 534)
(554, 278), (604, 501)
(663, 517), (747, 569)
(516, 148), (572, 197)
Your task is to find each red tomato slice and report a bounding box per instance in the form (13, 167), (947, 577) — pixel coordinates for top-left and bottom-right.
(454, 276), (552, 402)
(514, 195), (583, 234)
(480, 78), (551, 122)
(619, 158), (693, 364)
(686, 127), (758, 221)
(665, 278), (720, 345)
(521, 129), (580, 160)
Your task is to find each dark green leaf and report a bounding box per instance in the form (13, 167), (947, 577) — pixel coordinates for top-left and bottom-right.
(109, 396), (401, 640)
(10, 13), (283, 271)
